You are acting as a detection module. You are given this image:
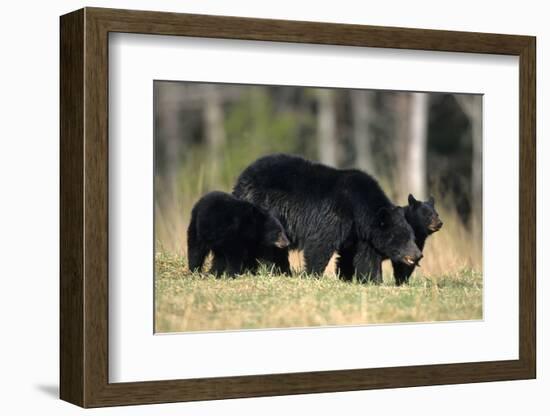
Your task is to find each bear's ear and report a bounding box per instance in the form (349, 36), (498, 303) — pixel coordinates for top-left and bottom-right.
(428, 196), (435, 207)
(408, 194), (420, 208)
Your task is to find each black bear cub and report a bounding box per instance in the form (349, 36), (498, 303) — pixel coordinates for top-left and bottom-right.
(392, 194), (443, 285)
(187, 191), (290, 277)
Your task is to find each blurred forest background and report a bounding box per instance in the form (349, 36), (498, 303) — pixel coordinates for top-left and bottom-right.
(154, 81), (482, 276)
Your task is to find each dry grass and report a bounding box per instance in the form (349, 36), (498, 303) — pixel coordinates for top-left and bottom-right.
(155, 253), (482, 333)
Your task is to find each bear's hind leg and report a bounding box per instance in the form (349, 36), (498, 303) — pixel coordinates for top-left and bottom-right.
(210, 252), (226, 278)
(187, 216), (208, 272)
(188, 241), (209, 273)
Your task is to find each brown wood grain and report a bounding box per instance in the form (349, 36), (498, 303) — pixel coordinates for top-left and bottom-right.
(59, 8), (84, 407)
(60, 7), (537, 408)
(518, 38), (536, 376)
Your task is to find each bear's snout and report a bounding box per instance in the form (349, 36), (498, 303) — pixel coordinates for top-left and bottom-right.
(275, 233), (290, 248)
(429, 219), (443, 232)
(403, 252), (423, 267)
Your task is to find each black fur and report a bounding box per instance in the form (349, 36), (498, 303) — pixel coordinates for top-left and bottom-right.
(187, 191), (289, 277)
(392, 194), (443, 285)
(233, 154), (422, 283)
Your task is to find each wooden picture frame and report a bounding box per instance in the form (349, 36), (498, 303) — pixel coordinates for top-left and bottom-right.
(60, 7), (536, 408)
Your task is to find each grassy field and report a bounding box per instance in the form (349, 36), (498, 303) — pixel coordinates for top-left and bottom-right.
(154, 152), (483, 333)
(155, 252), (482, 333)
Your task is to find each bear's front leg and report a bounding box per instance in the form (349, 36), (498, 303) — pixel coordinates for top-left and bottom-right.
(353, 241), (383, 284)
(304, 242), (334, 277)
(242, 256), (259, 274)
(392, 260), (414, 286)
(258, 246), (291, 275)
(336, 245), (357, 282)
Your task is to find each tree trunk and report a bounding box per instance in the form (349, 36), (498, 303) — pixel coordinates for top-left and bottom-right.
(392, 93), (409, 202)
(316, 89), (338, 167)
(406, 92), (429, 199)
(203, 84), (226, 183)
(155, 82), (186, 198)
(351, 90), (376, 175)
(156, 82), (184, 194)
(455, 94), (483, 237)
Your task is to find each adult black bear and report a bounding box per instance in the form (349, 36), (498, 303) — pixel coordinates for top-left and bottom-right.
(187, 191), (290, 277)
(392, 194), (443, 285)
(233, 154), (422, 283)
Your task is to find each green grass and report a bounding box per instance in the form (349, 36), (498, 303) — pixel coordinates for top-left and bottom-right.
(155, 253), (483, 333)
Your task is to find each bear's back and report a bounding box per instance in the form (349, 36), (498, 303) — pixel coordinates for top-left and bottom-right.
(234, 153), (390, 210)
(193, 191), (256, 243)
(234, 154), (346, 198)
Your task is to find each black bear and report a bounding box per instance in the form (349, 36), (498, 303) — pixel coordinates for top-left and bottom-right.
(392, 194), (443, 285)
(233, 154), (422, 283)
(187, 191), (290, 277)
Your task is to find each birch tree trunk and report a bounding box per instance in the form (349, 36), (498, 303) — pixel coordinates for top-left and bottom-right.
(406, 92), (429, 199)
(316, 89), (338, 167)
(351, 90), (376, 175)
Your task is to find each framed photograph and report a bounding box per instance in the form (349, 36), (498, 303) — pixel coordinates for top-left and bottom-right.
(60, 7), (536, 408)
